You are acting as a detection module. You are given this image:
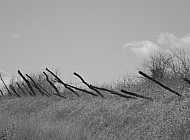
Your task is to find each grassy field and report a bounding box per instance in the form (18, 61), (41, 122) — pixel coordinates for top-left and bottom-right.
(0, 90), (190, 140)
(0, 65), (190, 139)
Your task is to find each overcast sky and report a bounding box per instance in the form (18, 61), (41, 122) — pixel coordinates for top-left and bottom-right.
(1, 0), (190, 85)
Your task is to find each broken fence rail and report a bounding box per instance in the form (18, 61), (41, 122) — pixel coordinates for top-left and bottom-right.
(73, 72), (137, 99)
(121, 89), (153, 101)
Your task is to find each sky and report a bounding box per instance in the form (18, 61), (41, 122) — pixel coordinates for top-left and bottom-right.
(1, 0), (190, 86)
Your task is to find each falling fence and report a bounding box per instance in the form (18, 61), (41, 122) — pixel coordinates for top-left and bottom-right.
(0, 67), (189, 101)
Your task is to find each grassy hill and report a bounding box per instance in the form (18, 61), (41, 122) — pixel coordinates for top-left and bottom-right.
(1, 50), (190, 139)
(0, 68), (190, 140)
(0, 92), (190, 140)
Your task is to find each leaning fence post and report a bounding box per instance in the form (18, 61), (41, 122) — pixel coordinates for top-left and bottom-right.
(18, 70), (36, 96)
(139, 71), (182, 97)
(0, 73), (12, 96)
(183, 78), (190, 86)
(26, 74), (45, 96)
(9, 84), (21, 97)
(73, 72), (105, 98)
(43, 72), (66, 98)
(16, 82), (26, 96)
(0, 90), (4, 97)
(46, 68), (97, 97)
(22, 83), (33, 96)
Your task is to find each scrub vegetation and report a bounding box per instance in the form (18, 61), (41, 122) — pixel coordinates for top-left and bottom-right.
(0, 48), (190, 140)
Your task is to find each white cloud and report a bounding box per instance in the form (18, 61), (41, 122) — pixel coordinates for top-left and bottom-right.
(124, 40), (159, 56)
(123, 32), (190, 57)
(157, 32), (178, 45)
(158, 32), (190, 49)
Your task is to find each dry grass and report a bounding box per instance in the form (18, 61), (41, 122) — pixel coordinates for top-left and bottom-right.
(1, 66), (190, 139)
(0, 91), (190, 140)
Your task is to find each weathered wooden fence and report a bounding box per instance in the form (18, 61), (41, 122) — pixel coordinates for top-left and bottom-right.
(0, 67), (189, 101)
